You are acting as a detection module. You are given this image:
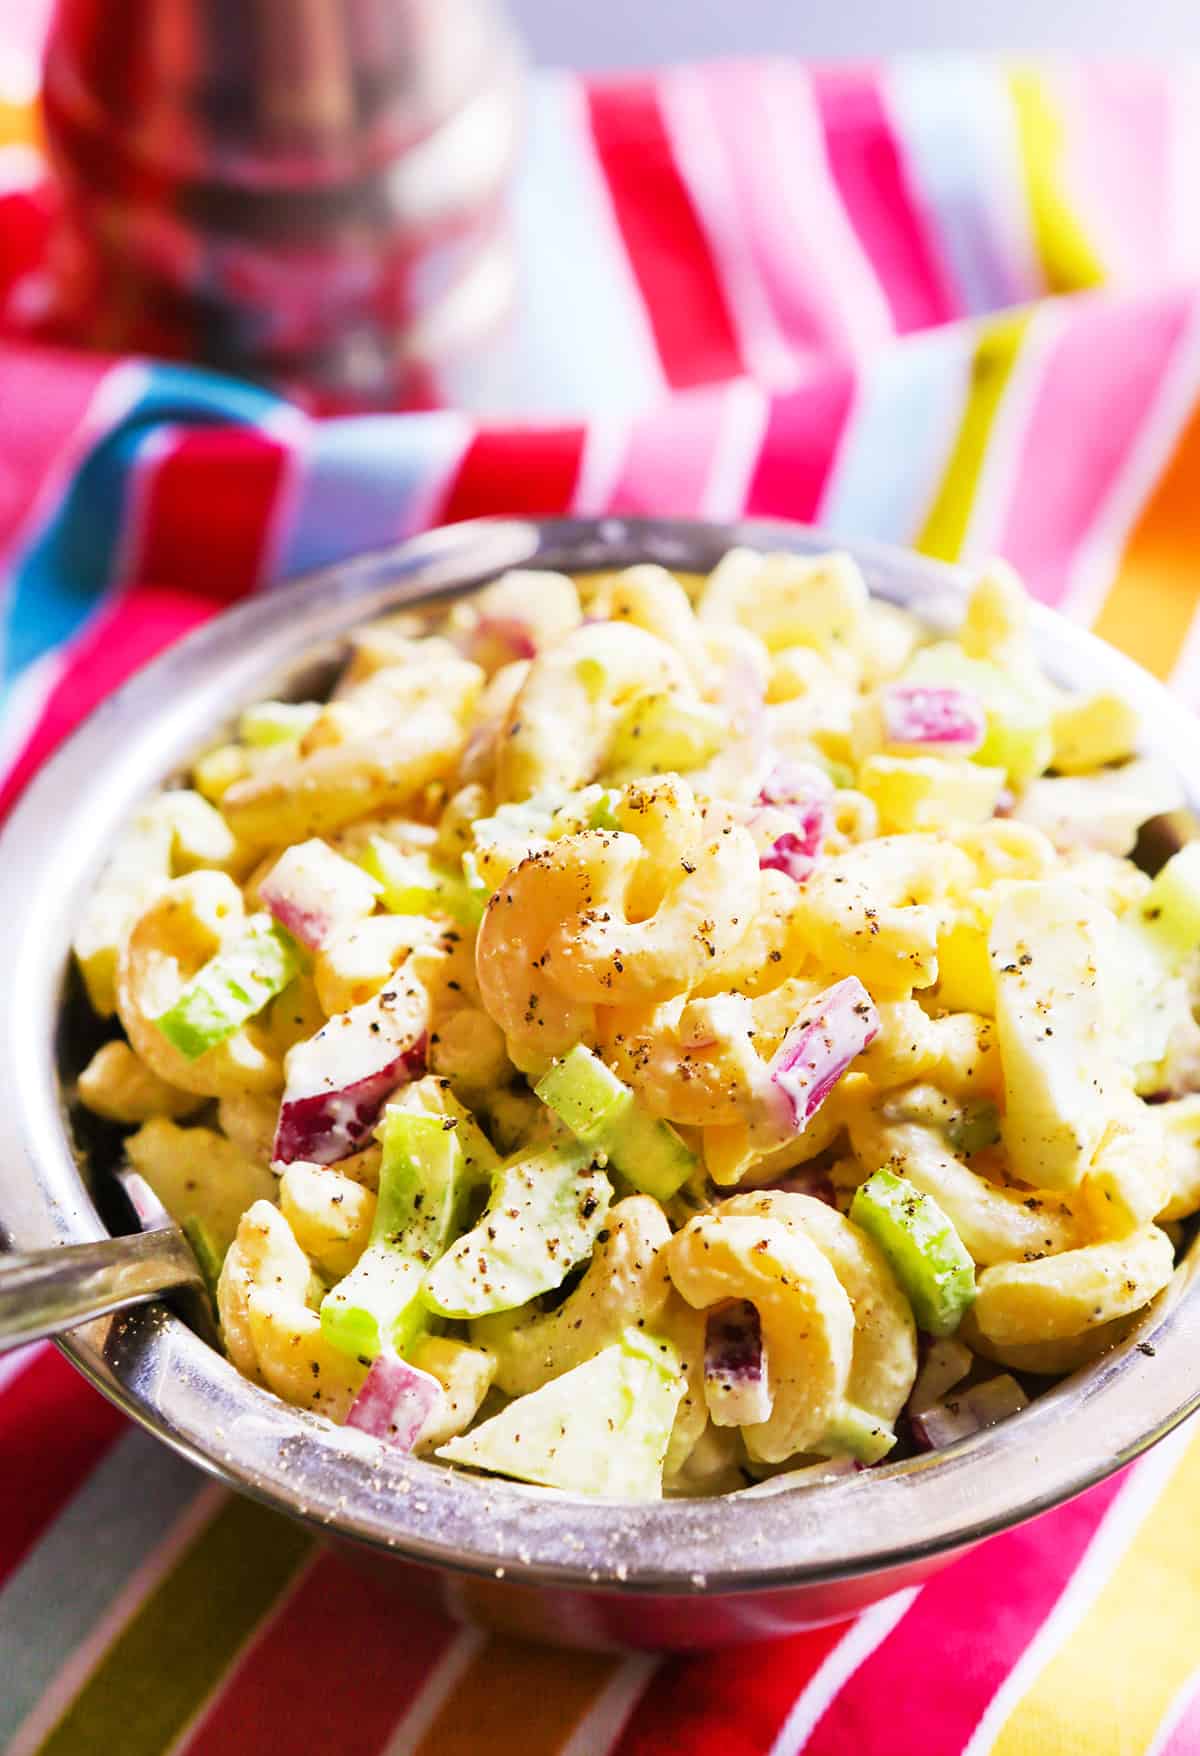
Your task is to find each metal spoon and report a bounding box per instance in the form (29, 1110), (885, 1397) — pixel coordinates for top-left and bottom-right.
(0, 1172), (220, 1354)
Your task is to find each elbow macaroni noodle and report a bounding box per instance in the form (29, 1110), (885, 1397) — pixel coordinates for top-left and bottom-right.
(71, 548), (1200, 1497)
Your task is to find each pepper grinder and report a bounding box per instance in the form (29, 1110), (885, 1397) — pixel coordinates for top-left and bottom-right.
(40, 0), (524, 407)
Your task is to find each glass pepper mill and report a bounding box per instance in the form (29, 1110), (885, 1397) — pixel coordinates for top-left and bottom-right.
(39, 0), (524, 408)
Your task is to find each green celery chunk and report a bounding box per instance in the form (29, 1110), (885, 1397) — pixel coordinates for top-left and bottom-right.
(438, 1328), (686, 1497)
(535, 1045), (696, 1201)
(816, 1401), (896, 1464)
(606, 693), (725, 782)
(361, 837), (484, 929)
(321, 1111), (472, 1359)
(946, 1101), (1002, 1158)
(904, 643), (1052, 785)
(181, 1215), (225, 1304)
(851, 1168), (976, 1337)
(153, 918), (298, 1060)
(237, 700), (321, 747)
(1141, 843), (1200, 962)
(422, 1142), (610, 1318)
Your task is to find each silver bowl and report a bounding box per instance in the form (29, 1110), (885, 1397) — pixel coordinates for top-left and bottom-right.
(3, 517), (1199, 1651)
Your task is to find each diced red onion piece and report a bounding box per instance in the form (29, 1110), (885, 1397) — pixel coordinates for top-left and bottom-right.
(704, 1300), (773, 1427)
(273, 980), (428, 1166)
(258, 840), (378, 952)
(755, 762), (833, 882)
(345, 1351), (444, 1451)
(769, 977), (879, 1131)
(474, 615), (538, 663)
(910, 1373), (1029, 1452)
(882, 684), (986, 754)
(908, 1337), (973, 1415)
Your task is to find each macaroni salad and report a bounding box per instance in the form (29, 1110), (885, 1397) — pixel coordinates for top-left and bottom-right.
(73, 550), (1200, 1498)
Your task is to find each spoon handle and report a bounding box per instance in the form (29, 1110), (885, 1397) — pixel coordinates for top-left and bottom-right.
(0, 1227), (205, 1353)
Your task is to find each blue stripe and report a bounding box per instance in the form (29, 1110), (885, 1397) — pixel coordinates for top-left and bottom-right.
(823, 325), (972, 545)
(274, 411), (466, 580)
(887, 57), (1031, 318)
(2, 362), (286, 690)
(0, 1428), (206, 1746)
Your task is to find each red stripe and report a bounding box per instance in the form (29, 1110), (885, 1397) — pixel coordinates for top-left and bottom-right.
(436, 425), (586, 523)
(586, 78), (745, 389)
(801, 1469), (1128, 1755)
(180, 1550), (458, 1756)
(810, 66), (959, 334)
(128, 427), (291, 600)
(614, 1620), (847, 1756)
(0, 1347), (126, 1586)
(0, 582), (218, 819)
(744, 369), (856, 520)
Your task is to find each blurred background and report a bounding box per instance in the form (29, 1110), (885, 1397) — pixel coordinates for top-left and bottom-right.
(511, 0), (1200, 60)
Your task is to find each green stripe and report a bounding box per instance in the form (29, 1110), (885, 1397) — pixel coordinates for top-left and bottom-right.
(33, 1495), (313, 1756)
(916, 310), (1033, 563)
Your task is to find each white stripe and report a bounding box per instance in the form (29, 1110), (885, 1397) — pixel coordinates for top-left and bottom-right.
(766, 1587), (921, 1756)
(1060, 299), (1200, 629)
(1166, 68), (1200, 280)
(6, 1483), (225, 1756)
(573, 417), (632, 517)
(0, 47), (39, 103)
(701, 379), (769, 519)
(1168, 599), (1200, 706)
(658, 67), (798, 389)
(958, 303), (1067, 563)
(960, 1422), (1193, 1756)
(760, 63), (895, 359)
(0, 1340), (47, 1395)
(379, 1626), (487, 1756)
(557, 1653), (660, 1756)
(1146, 1661), (1200, 1756)
(0, 143), (43, 192)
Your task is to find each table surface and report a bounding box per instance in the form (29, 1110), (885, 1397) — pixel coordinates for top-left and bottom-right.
(509, 0), (1200, 62)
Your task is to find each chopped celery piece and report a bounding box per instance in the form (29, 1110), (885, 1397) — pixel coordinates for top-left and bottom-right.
(182, 1216), (225, 1304)
(816, 1402), (896, 1465)
(1141, 843), (1200, 961)
(904, 644), (1052, 785)
(237, 700), (321, 747)
(607, 693), (725, 781)
(535, 1045), (696, 1200)
(386, 1078), (500, 1184)
(587, 790), (622, 832)
(438, 1328), (685, 1497)
(946, 1101), (1001, 1157)
(423, 1142), (610, 1318)
(851, 1168), (975, 1337)
(361, 837), (484, 929)
(321, 1111), (471, 1359)
(153, 918), (298, 1060)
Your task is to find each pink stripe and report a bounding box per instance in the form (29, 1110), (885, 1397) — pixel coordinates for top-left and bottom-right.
(997, 289), (1194, 606)
(1058, 67), (1171, 287)
(698, 62), (889, 368)
(609, 385), (728, 515)
(0, 342), (116, 564)
(1157, 1671), (1200, 1756)
(744, 366), (856, 520)
(800, 1469), (1127, 1756)
(810, 65), (959, 335)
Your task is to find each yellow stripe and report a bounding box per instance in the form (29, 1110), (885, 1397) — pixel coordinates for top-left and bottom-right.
(0, 94), (40, 151)
(988, 1425), (1200, 1756)
(916, 311), (1033, 563)
(412, 1634), (620, 1756)
(1008, 68), (1106, 294)
(1092, 392), (1200, 678)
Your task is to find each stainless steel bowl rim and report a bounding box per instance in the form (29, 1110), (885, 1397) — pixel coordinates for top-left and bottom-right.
(3, 515), (1198, 1597)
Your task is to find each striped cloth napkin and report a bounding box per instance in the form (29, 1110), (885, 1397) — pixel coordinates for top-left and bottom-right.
(4, 17), (1200, 1752)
